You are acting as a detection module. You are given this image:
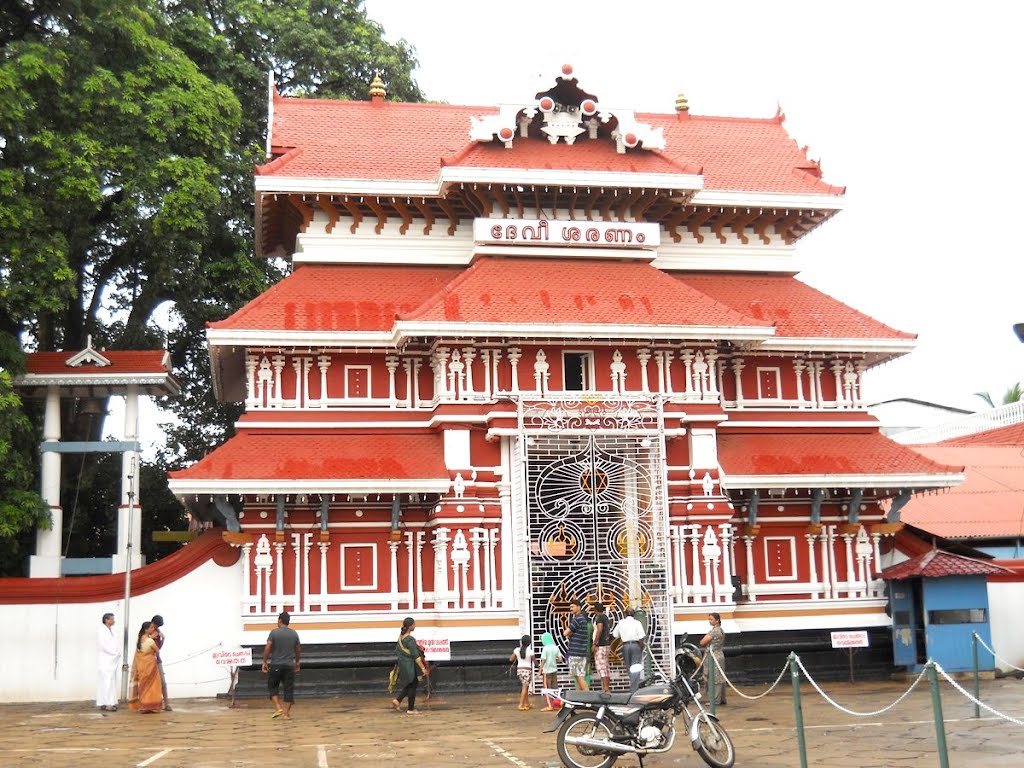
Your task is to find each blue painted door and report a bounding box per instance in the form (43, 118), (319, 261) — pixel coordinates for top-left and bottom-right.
(923, 576), (993, 672)
(889, 580), (918, 668)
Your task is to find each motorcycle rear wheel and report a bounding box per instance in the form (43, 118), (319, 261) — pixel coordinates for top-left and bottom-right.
(694, 712), (736, 768)
(556, 713), (619, 768)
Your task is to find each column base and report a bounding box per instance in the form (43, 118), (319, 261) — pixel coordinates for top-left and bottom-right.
(29, 555), (64, 578)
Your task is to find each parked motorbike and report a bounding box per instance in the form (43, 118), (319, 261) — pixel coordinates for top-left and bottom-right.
(545, 636), (735, 768)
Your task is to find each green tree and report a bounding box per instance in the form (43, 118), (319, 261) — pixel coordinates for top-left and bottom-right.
(973, 383), (1024, 408)
(0, 0), (422, 572)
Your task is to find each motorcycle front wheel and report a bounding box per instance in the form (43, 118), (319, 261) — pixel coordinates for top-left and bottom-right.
(694, 712), (735, 768)
(556, 713), (619, 768)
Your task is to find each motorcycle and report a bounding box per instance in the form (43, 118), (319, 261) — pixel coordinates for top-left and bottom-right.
(545, 636), (735, 768)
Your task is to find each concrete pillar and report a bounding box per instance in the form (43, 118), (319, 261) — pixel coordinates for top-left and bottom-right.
(30, 386), (64, 577)
(112, 385), (142, 573)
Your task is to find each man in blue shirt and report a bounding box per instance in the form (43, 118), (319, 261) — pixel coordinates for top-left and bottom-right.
(563, 599), (590, 690)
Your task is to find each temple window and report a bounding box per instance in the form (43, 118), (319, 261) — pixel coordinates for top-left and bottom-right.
(344, 365), (371, 399)
(563, 351), (594, 391)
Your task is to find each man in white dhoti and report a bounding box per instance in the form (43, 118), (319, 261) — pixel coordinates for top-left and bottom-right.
(96, 613), (120, 711)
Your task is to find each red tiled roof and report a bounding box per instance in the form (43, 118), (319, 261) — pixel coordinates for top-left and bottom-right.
(717, 432), (962, 478)
(401, 257), (769, 328)
(675, 274), (916, 341)
(24, 349), (171, 375)
(939, 421), (1024, 446)
(900, 445), (1024, 539)
(880, 548), (1012, 580)
(261, 95), (843, 196)
(169, 432), (447, 482)
(210, 264), (461, 332)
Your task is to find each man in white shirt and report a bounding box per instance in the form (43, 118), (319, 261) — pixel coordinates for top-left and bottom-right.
(611, 608), (646, 692)
(96, 613), (120, 711)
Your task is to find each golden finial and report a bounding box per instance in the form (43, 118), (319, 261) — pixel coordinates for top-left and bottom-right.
(369, 73), (386, 101)
(675, 92), (689, 113)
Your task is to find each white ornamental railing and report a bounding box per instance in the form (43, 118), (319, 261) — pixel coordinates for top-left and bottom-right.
(891, 400), (1024, 445)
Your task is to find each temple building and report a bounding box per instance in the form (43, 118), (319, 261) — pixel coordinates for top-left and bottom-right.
(2, 66), (969, 701)
(166, 66), (963, 687)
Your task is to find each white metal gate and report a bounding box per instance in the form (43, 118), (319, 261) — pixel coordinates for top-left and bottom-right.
(515, 397), (671, 689)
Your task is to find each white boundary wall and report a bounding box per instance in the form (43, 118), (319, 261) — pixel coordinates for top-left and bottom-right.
(0, 558), (243, 703)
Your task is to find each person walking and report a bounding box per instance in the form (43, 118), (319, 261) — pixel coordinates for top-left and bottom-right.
(96, 613), (120, 712)
(261, 611), (301, 719)
(611, 608), (646, 692)
(699, 612), (726, 705)
(539, 631), (562, 711)
(510, 634), (535, 711)
(129, 621), (163, 714)
(563, 599), (590, 691)
(150, 615), (172, 711)
(591, 603), (612, 692)
(391, 617), (429, 715)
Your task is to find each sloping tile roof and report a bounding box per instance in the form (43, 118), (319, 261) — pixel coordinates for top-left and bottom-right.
(880, 548), (1012, 579)
(940, 421), (1024, 446)
(401, 257), (769, 328)
(261, 96), (843, 196)
(169, 432), (447, 482)
(718, 432), (962, 478)
(900, 445), (1024, 539)
(209, 264), (461, 332)
(675, 274), (915, 341)
(24, 350), (171, 375)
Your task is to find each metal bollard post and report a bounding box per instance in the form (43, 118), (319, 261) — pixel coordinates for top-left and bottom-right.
(926, 661), (951, 768)
(708, 654), (716, 716)
(788, 652), (808, 768)
(972, 633), (980, 719)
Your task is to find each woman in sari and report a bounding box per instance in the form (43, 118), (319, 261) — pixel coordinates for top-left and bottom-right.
(129, 621), (164, 714)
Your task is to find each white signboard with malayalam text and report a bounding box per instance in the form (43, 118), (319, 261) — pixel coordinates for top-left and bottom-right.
(474, 218), (660, 249)
(830, 631), (869, 649)
(417, 637), (451, 661)
(212, 647), (253, 667)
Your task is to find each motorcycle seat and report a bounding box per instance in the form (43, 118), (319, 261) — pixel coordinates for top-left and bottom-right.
(560, 691), (634, 706)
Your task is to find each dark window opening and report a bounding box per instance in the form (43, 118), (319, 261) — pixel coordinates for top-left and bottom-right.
(563, 352), (591, 391)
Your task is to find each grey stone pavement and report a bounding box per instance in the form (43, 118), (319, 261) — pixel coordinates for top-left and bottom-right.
(4, 676), (1023, 768)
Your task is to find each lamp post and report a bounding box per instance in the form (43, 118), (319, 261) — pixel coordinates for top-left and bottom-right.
(119, 455), (137, 702)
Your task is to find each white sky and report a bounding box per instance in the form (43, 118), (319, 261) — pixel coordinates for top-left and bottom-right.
(363, 0), (1024, 410)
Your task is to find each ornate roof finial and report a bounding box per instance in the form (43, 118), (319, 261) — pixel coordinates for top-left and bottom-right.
(369, 72), (386, 102)
(675, 91), (690, 113)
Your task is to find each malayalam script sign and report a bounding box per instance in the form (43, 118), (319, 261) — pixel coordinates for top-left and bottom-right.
(474, 218), (660, 249)
(830, 631), (869, 649)
(417, 637), (451, 661)
(212, 647), (253, 667)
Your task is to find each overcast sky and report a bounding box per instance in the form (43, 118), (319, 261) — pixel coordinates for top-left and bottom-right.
(363, 0), (1024, 410)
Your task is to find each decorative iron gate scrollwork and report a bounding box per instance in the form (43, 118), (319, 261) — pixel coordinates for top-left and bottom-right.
(516, 396), (671, 690)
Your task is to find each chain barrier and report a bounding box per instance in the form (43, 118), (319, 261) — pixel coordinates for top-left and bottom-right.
(973, 633), (1024, 674)
(707, 648), (790, 700)
(162, 642), (226, 666)
(933, 662), (1024, 726)
(793, 654), (929, 717)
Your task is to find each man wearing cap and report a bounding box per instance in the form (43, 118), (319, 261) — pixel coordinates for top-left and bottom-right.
(262, 611), (301, 719)
(612, 608), (646, 692)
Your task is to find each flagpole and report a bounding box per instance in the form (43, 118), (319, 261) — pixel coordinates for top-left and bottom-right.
(119, 455), (137, 702)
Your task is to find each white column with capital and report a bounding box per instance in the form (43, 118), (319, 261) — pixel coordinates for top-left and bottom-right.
(112, 383), (143, 573)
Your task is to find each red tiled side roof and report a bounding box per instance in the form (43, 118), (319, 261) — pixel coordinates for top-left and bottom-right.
(717, 432), (962, 477)
(210, 264), (461, 331)
(881, 548), (1011, 580)
(939, 421), (1024, 446)
(900, 445), (1024, 539)
(675, 274), (916, 341)
(25, 350), (171, 374)
(402, 257), (769, 328)
(261, 96), (843, 196)
(169, 432), (447, 481)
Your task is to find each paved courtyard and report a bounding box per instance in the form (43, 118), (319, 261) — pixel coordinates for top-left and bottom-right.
(4, 677), (1023, 767)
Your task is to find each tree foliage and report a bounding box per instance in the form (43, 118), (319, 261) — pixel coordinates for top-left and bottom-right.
(0, 0), (422, 572)
(973, 383), (1024, 409)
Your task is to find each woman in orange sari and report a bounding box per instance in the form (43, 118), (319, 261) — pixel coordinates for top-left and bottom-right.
(129, 621), (164, 714)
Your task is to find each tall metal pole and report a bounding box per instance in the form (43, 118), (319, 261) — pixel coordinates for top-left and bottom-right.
(119, 455), (137, 702)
